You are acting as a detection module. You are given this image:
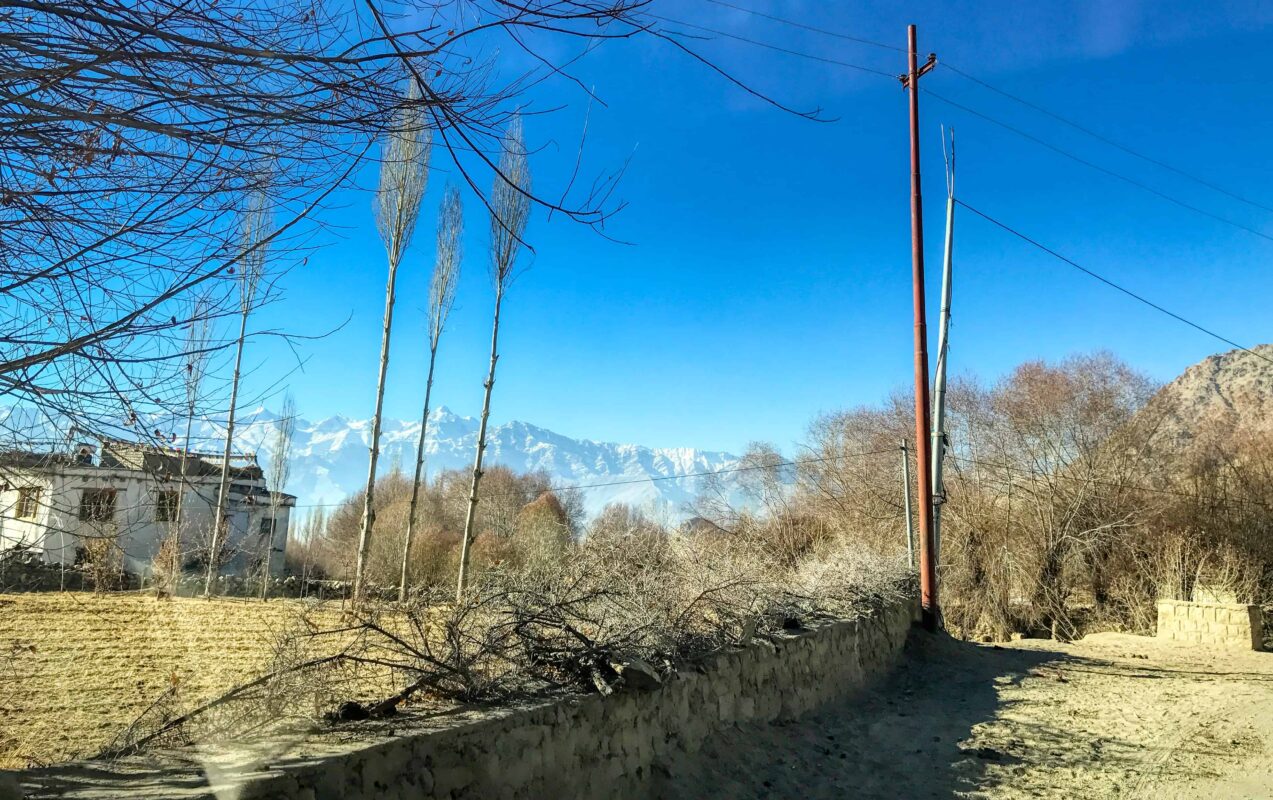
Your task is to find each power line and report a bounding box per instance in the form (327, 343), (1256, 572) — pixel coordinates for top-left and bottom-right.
(695, 2), (1273, 218)
(699, 0), (904, 53)
(957, 199), (1273, 368)
(925, 89), (1273, 245)
(651, 14), (896, 78)
(286, 447), (898, 510)
(688, 3), (1273, 242)
(940, 63), (1273, 215)
(947, 454), (1273, 511)
(570, 446), (894, 489)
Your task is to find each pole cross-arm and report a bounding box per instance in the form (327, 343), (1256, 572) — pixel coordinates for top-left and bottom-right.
(899, 54), (937, 88)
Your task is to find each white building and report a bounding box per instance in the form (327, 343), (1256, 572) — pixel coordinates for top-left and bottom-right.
(0, 439), (295, 579)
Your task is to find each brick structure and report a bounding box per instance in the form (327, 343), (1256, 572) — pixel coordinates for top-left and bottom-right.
(23, 599), (920, 799)
(1156, 599), (1263, 650)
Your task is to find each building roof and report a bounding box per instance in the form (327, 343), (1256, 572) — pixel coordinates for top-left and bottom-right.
(0, 440), (264, 483)
(0, 450), (76, 470)
(99, 440), (263, 481)
(234, 483), (298, 506)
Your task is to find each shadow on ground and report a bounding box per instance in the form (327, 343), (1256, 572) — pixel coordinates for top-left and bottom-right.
(651, 630), (1124, 799)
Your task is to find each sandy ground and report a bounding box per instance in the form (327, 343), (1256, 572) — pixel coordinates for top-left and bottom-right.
(0, 593), (351, 769)
(658, 631), (1273, 799)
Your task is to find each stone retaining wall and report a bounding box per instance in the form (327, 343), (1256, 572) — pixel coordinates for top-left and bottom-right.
(0, 553), (365, 599)
(20, 598), (918, 800)
(1156, 599), (1263, 650)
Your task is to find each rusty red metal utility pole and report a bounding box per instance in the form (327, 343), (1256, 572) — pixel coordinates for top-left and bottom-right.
(901, 24), (939, 631)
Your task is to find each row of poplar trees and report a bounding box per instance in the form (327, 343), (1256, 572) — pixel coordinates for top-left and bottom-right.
(352, 86), (531, 603)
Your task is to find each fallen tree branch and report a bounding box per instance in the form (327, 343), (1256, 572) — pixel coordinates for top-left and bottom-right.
(101, 653), (349, 759)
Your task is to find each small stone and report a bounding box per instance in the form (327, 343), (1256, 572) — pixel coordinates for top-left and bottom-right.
(612, 657), (662, 692)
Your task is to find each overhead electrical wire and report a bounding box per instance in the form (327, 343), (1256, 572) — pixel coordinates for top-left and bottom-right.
(947, 453), (1273, 511)
(686, 1), (1273, 243)
(24, 6), (1259, 525)
(939, 62), (1273, 215)
(281, 446), (899, 510)
(924, 89), (1273, 244)
(651, 13), (896, 77)
(957, 199), (1273, 368)
(700, 0), (904, 52)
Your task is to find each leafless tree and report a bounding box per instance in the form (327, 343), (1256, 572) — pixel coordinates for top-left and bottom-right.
(352, 86), (433, 602)
(400, 186), (463, 601)
(290, 507), (329, 598)
(205, 194), (270, 597)
(173, 301), (213, 541)
(456, 118), (531, 599)
(967, 354), (1161, 637)
(0, 0), (817, 610)
(0, 0), (664, 477)
(261, 392), (297, 599)
(154, 299), (213, 596)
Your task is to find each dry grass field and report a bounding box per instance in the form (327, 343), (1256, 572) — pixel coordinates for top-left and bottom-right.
(0, 592), (351, 769)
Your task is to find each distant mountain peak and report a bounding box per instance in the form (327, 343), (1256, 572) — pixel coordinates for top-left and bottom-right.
(228, 409), (739, 517)
(0, 404), (744, 519)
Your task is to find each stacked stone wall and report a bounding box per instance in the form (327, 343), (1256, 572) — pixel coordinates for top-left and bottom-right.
(21, 598), (919, 800)
(1156, 599), (1263, 650)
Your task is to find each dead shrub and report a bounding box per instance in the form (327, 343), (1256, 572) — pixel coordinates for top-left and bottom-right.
(151, 529), (183, 598)
(793, 538), (914, 615)
(77, 536), (124, 593)
(115, 527), (913, 752)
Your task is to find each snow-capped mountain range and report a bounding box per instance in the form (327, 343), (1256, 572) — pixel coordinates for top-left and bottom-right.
(174, 407), (740, 519)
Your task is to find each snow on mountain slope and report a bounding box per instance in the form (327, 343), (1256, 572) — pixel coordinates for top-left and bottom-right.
(184, 406), (739, 518)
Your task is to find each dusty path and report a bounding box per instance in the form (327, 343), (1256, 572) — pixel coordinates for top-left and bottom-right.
(657, 631), (1273, 799)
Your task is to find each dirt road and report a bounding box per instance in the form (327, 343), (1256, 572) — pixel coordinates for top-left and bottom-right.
(659, 631), (1273, 799)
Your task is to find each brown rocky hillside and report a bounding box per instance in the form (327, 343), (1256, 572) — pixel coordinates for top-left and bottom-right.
(1150, 343), (1273, 446)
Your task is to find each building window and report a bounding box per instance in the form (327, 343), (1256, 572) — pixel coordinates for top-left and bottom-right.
(79, 488), (118, 522)
(155, 490), (179, 522)
(259, 516), (275, 540)
(16, 487), (40, 519)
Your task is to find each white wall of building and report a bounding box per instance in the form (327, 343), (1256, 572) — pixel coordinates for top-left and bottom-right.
(0, 465), (293, 578)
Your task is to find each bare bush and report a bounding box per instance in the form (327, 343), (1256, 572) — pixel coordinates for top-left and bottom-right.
(319, 466), (568, 592)
(793, 538), (915, 614)
(360, 529), (908, 703)
(120, 521), (911, 752)
(151, 529), (183, 598)
(787, 351), (1273, 641)
(78, 537), (124, 593)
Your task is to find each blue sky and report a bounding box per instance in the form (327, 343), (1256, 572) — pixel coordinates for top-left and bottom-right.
(243, 0), (1273, 455)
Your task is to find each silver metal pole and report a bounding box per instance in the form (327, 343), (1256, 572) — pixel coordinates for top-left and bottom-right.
(901, 440), (915, 569)
(931, 128), (955, 571)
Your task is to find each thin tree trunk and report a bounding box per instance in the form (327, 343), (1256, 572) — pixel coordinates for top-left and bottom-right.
(260, 518), (273, 601)
(353, 258), (401, 602)
(399, 345), (439, 602)
(158, 403), (198, 597)
(456, 287), (503, 600)
(173, 404), (196, 549)
(205, 307), (250, 597)
(262, 394), (295, 601)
